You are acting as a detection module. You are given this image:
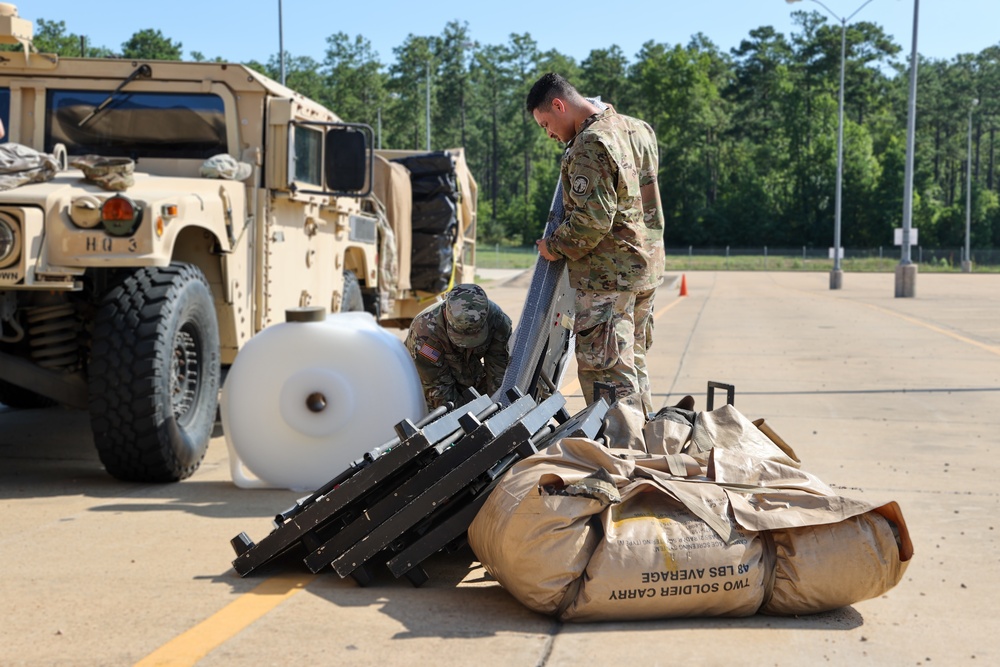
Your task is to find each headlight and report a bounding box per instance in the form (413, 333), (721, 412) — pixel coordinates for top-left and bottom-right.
(101, 195), (142, 237)
(69, 195), (103, 229)
(0, 216), (20, 268)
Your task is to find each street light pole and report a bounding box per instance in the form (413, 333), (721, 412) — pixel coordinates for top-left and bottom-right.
(426, 61), (432, 151)
(895, 0), (919, 298)
(963, 98), (979, 273)
(278, 0), (285, 86)
(832, 17), (847, 289)
(786, 0), (875, 290)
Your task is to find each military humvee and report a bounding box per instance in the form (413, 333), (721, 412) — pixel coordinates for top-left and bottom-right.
(0, 5), (477, 482)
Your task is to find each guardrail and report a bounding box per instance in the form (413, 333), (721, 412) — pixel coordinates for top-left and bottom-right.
(476, 245), (1000, 272)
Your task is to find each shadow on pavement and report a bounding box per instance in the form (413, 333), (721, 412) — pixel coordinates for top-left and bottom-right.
(203, 545), (865, 640)
(85, 481), (301, 519)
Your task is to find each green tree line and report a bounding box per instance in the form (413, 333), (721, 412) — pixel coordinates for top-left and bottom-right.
(24, 13), (1000, 251)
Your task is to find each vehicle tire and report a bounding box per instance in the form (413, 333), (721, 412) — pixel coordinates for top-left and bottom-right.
(0, 378), (56, 409)
(361, 288), (381, 318)
(88, 263), (220, 482)
(341, 270), (364, 312)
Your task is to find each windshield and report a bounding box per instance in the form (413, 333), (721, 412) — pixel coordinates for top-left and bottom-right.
(294, 125), (323, 185)
(45, 90), (227, 159)
(0, 88), (8, 143)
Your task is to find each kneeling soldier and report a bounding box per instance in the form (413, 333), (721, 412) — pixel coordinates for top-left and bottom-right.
(405, 284), (512, 409)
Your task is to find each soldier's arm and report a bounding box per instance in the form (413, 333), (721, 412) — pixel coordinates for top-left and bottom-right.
(640, 180), (663, 229)
(421, 375), (460, 410)
(639, 126), (664, 230)
(406, 330), (460, 410)
(483, 310), (512, 396)
(546, 146), (617, 261)
(414, 356), (460, 410)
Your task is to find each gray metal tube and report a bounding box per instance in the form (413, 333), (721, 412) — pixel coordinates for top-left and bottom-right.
(900, 0), (920, 265)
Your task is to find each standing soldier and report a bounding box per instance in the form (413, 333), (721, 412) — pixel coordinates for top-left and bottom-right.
(405, 284), (513, 409)
(526, 72), (665, 413)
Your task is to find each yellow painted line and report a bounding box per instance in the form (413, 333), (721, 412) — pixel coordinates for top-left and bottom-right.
(862, 302), (1000, 357)
(559, 294), (689, 395)
(780, 278), (1000, 358)
(134, 573), (309, 667)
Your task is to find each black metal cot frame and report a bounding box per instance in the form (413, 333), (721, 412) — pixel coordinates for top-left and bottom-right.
(384, 394), (610, 583)
(230, 387), (609, 586)
(230, 388), (494, 577)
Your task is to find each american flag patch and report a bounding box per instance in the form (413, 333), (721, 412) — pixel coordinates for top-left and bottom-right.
(418, 343), (442, 363)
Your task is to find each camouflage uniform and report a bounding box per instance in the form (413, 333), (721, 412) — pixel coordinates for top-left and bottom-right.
(544, 108), (664, 411)
(405, 284), (513, 410)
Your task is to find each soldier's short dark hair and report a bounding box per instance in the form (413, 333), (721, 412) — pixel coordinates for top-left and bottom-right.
(525, 73), (580, 113)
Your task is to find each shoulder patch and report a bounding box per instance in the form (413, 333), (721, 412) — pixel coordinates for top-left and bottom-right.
(571, 175), (590, 196)
(418, 343), (442, 363)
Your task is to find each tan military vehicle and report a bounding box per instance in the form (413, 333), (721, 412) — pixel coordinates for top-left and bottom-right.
(0, 5), (477, 482)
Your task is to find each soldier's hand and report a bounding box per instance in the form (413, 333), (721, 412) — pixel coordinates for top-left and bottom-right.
(536, 238), (558, 261)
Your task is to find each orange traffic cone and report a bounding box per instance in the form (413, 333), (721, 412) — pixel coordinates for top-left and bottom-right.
(679, 274), (688, 297)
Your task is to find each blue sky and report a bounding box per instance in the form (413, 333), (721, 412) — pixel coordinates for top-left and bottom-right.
(30, 1), (999, 66)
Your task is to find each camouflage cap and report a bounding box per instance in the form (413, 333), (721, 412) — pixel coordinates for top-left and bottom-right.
(444, 283), (490, 348)
(71, 156), (134, 191)
(200, 154), (253, 181)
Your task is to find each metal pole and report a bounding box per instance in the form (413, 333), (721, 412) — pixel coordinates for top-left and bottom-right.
(901, 1), (919, 265)
(278, 0), (286, 86)
(426, 61), (432, 151)
(963, 99), (978, 272)
(895, 0), (919, 297)
(377, 107), (382, 150)
(786, 0), (876, 287)
(830, 18), (847, 289)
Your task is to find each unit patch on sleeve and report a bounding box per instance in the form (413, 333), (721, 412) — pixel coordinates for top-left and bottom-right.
(571, 175), (590, 196)
(418, 343), (442, 363)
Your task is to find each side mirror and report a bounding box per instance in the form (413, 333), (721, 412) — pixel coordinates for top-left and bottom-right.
(325, 126), (369, 193)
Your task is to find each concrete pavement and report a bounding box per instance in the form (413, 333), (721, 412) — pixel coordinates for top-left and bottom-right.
(1, 269), (998, 666)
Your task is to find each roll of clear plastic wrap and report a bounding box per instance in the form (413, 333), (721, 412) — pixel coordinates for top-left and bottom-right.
(220, 311), (427, 490)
